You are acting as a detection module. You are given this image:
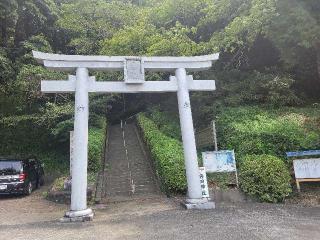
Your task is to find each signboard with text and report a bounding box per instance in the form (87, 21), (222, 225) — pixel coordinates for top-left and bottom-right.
(199, 167), (210, 198)
(293, 159), (320, 179)
(202, 150), (236, 173)
(286, 150), (320, 192)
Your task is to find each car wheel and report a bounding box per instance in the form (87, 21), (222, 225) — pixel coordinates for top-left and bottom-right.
(25, 182), (33, 195)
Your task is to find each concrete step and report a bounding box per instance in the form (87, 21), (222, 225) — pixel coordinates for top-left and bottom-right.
(96, 122), (161, 203)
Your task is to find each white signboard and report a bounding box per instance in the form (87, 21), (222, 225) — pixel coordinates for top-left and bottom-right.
(202, 150), (236, 173)
(199, 167), (210, 198)
(293, 158), (320, 179)
(124, 58), (145, 84)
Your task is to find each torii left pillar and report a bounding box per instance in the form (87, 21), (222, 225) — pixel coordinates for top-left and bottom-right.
(63, 67), (93, 221)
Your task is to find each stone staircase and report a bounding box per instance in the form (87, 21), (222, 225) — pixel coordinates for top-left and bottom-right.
(96, 122), (160, 203)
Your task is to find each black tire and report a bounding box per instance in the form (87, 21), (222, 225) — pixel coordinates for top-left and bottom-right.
(25, 182), (33, 195)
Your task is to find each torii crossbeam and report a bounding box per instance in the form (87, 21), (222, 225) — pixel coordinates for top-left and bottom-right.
(33, 51), (219, 221)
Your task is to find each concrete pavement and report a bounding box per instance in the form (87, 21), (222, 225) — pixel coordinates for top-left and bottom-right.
(0, 188), (319, 240)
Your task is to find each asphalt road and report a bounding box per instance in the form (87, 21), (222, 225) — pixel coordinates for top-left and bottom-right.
(0, 188), (319, 240)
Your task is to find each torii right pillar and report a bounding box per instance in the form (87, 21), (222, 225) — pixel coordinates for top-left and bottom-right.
(176, 68), (215, 209)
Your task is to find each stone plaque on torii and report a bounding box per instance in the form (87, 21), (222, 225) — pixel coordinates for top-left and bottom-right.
(33, 51), (219, 221)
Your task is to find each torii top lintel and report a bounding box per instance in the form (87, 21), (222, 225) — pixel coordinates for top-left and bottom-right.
(32, 51), (219, 72)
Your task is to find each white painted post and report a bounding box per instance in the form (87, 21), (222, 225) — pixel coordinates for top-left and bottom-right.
(68, 67), (91, 217)
(69, 131), (74, 176)
(212, 120), (218, 151)
(176, 68), (203, 202)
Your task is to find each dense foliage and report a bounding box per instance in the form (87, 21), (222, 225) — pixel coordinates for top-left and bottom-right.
(0, 108), (106, 173)
(88, 126), (106, 172)
(142, 107), (319, 198)
(137, 113), (187, 192)
(147, 107), (181, 140)
(0, 0), (319, 186)
(214, 106), (320, 160)
(1, 1), (319, 104)
(145, 106), (320, 160)
(239, 154), (292, 202)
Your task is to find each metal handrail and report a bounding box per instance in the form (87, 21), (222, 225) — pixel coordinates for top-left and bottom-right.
(122, 111), (142, 122)
(121, 120), (135, 195)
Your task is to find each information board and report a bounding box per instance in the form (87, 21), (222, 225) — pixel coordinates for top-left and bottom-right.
(202, 150), (236, 173)
(293, 158), (320, 179)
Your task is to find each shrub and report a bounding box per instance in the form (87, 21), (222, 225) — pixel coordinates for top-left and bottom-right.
(88, 125), (106, 173)
(0, 53), (14, 84)
(38, 151), (69, 174)
(51, 176), (67, 191)
(148, 107), (181, 140)
(137, 113), (187, 192)
(240, 154), (292, 202)
(215, 106), (320, 160)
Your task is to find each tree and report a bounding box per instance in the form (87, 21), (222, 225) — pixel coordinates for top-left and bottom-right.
(267, 0), (320, 80)
(100, 21), (162, 56)
(13, 0), (58, 47)
(57, 0), (140, 54)
(0, 51), (14, 84)
(149, 0), (207, 29)
(200, 0), (277, 58)
(0, 0), (18, 48)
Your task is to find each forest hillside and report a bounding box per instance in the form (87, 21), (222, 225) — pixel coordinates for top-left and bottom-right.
(0, 1), (319, 180)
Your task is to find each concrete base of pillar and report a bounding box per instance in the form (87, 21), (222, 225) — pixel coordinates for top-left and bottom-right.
(60, 208), (94, 223)
(182, 198), (215, 210)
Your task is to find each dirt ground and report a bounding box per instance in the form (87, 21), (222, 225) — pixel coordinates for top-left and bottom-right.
(285, 183), (320, 206)
(0, 186), (319, 240)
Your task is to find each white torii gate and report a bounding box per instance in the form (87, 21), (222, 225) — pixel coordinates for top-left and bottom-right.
(33, 51), (219, 221)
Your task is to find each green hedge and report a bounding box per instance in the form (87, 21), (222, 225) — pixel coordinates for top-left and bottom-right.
(144, 106), (320, 160)
(88, 123), (106, 173)
(240, 154), (292, 202)
(137, 113), (187, 192)
(148, 107), (181, 140)
(216, 106), (320, 160)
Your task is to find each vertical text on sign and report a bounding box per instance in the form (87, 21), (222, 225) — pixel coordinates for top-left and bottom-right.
(199, 167), (210, 198)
